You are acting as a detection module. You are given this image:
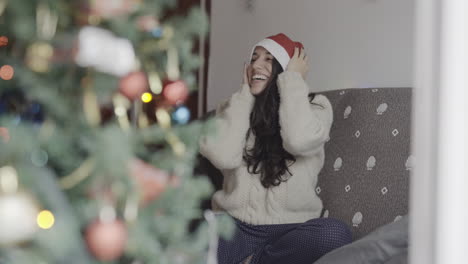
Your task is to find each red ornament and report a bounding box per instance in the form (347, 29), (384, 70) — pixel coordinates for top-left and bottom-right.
(0, 127), (9, 143)
(129, 159), (171, 204)
(90, 0), (134, 18)
(118, 72), (149, 100)
(74, 1), (95, 26)
(163, 80), (189, 105)
(0, 65), (14, 80)
(136, 15), (159, 32)
(0, 36), (8, 47)
(85, 219), (127, 261)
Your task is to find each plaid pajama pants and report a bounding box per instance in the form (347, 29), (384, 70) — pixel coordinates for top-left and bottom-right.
(217, 217), (352, 264)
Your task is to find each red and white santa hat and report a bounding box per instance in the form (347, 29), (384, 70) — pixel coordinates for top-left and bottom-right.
(250, 33), (304, 70)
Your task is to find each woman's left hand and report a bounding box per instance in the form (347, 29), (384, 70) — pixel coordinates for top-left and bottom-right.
(286, 47), (309, 79)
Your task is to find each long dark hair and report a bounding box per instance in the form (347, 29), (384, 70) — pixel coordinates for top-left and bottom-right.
(243, 58), (318, 188)
(243, 58), (309, 188)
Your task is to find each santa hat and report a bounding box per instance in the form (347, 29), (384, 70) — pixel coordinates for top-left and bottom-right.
(250, 33), (304, 70)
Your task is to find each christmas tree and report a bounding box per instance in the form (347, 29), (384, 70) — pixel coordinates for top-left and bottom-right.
(0, 0), (232, 263)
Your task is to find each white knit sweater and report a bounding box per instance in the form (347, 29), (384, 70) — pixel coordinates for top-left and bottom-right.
(199, 71), (333, 225)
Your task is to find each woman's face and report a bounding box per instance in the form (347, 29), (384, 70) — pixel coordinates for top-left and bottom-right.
(248, 46), (274, 95)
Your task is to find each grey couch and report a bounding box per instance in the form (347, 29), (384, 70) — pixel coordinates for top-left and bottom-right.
(316, 87), (411, 240)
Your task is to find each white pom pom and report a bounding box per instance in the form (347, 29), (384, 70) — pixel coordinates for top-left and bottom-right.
(75, 26), (137, 77)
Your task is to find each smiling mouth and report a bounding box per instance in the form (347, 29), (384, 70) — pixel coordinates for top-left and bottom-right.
(251, 74), (268, 82)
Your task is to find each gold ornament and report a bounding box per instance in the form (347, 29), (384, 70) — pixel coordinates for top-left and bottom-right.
(112, 93), (131, 131)
(142, 62), (163, 95)
(148, 71), (163, 94)
(36, 1), (58, 40)
(82, 76), (102, 127)
(155, 108), (186, 156)
(155, 108), (171, 129)
(166, 133), (186, 157)
(166, 46), (180, 81)
(123, 195), (138, 222)
(59, 158), (95, 190)
(0, 166), (18, 193)
(138, 115), (149, 128)
(25, 42), (54, 73)
(0, 166), (40, 246)
(0, 0), (8, 17)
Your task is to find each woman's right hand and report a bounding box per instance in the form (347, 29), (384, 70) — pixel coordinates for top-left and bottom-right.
(286, 47), (309, 79)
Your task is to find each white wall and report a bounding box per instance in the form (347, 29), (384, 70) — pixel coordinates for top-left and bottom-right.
(207, 0), (415, 110)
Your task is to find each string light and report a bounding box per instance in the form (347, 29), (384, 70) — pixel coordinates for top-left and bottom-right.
(151, 27), (163, 38)
(141, 92), (152, 103)
(155, 108), (171, 129)
(37, 210), (55, 229)
(172, 106), (190, 124)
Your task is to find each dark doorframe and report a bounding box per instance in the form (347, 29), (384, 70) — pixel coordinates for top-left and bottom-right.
(165, 0), (211, 119)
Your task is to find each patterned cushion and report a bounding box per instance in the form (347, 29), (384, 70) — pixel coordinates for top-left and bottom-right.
(316, 88), (412, 240)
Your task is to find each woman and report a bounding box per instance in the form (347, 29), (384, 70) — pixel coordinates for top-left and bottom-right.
(199, 33), (352, 264)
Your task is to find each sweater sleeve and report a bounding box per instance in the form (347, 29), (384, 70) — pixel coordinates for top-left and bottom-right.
(277, 71), (333, 156)
(199, 84), (254, 170)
